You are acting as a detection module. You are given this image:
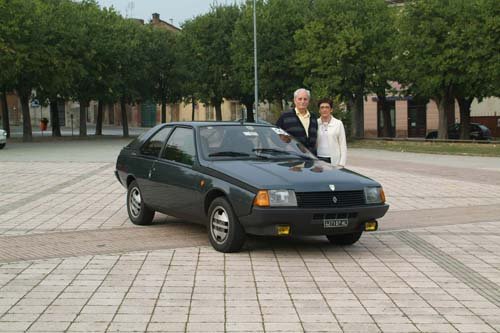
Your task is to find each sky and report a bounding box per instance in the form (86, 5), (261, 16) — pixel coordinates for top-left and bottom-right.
(97, 0), (244, 28)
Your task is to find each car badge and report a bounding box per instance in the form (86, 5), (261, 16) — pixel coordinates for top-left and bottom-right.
(329, 185), (336, 191)
(332, 196), (338, 204)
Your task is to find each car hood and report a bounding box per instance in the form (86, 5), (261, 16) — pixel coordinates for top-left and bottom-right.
(204, 159), (379, 192)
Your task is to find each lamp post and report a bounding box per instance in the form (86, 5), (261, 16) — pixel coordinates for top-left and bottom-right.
(253, 0), (259, 122)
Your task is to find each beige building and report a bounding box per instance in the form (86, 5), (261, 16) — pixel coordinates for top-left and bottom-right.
(363, 95), (499, 138)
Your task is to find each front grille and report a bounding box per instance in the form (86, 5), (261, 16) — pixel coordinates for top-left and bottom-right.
(295, 191), (365, 208)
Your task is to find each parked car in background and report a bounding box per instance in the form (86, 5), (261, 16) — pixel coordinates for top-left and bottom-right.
(426, 123), (492, 140)
(0, 129), (6, 149)
(115, 122), (389, 252)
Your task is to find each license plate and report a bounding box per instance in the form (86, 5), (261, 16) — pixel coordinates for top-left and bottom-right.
(323, 218), (349, 228)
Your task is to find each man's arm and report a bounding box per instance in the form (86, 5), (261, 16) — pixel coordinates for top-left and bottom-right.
(276, 113), (284, 129)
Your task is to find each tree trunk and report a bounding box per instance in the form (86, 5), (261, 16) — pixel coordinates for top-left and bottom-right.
(191, 100), (196, 121)
(19, 89), (32, 142)
(354, 93), (364, 139)
(347, 97), (355, 138)
(277, 99), (284, 112)
(79, 100), (87, 137)
(349, 93), (365, 139)
(120, 98), (129, 138)
(1, 87), (10, 138)
(244, 102), (254, 122)
(50, 98), (61, 137)
(377, 95), (392, 137)
(161, 98), (167, 123)
(96, 100), (103, 135)
(457, 97), (473, 140)
(214, 100), (222, 121)
(434, 88), (454, 140)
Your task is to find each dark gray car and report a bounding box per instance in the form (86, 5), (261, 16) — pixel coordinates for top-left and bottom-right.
(115, 122), (389, 252)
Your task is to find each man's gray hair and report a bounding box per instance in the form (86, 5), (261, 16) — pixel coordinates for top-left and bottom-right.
(294, 88), (311, 99)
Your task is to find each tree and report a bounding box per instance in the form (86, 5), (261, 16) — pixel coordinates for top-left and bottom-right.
(36, 0), (84, 137)
(397, 0), (499, 140)
(111, 20), (152, 137)
(181, 5), (241, 120)
(91, 7), (126, 135)
(231, 0), (312, 121)
(0, 0), (15, 137)
(0, 0), (51, 141)
(295, 0), (395, 138)
(454, 0), (500, 139)
(145, 27), (182, 123)
(69, 0), (113, 137)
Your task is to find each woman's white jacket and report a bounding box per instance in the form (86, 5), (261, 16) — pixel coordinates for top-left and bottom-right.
(317, 117), (347, 167)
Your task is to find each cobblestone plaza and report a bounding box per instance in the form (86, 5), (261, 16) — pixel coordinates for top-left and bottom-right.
(1, 140), (499, 332)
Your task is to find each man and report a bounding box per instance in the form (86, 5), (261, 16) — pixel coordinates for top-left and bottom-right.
(276, 88), (318, 154)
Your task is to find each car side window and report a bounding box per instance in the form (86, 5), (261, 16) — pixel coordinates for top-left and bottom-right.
(162, 127), (196, 166)
(140, 127), (172, 157)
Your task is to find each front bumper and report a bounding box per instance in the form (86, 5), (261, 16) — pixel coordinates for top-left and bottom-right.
(0, 134), (6, 144)
(239, 204), (389, 236)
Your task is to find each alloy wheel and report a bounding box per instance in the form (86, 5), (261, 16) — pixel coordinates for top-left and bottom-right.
(129, 187), (142, 218)
(210, 206), (229, 245)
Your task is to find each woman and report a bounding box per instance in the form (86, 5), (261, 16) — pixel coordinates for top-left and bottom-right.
(316, 98), (347, 167)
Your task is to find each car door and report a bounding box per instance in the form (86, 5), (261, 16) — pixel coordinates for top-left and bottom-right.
(136, 126), (173, 207)
(149, 127), (204, 220)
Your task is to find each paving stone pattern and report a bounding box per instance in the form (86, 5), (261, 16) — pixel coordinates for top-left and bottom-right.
(0, 223), (499, 333)
(2, 161), (500, 236)
(1, 152), (500, 332)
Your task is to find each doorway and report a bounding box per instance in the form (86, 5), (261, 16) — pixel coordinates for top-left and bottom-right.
(377, 99), (395, 137)
(407, 99), (427, 137)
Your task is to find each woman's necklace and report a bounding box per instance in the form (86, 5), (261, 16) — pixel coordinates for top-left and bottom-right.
(321, 116), (331, 132)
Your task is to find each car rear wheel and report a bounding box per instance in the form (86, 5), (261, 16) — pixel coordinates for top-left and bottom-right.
(327, 231), (363, 246)
(208, 197), (246, 253)
(127, 180), (154, 225)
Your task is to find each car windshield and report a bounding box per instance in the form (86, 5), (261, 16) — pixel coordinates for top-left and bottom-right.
(199, 125), (316, 161)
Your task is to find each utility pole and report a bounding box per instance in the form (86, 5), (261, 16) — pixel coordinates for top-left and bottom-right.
(253, 0), (258, 122)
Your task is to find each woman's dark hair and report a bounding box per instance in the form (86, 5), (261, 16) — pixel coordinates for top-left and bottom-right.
(317, 98), (333, 108)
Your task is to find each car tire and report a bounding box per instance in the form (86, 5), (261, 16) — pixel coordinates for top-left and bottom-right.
(0, 143), (5, 149)
(425, 132), (437, 139)
(208, 197), (246, 253)
(127, 180), (154, 225)
(327, 231), (363, 246)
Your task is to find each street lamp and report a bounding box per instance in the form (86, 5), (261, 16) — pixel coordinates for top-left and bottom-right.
(253, 0), (259, 122)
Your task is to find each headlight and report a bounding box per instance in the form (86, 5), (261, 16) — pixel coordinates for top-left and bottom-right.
(254, 189), (297, 207)
(364, 187), (385, 204)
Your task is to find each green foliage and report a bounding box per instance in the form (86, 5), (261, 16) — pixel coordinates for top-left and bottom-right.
(231, 0), (310, 105)
(397, 0), (499, 138)
(145, 28), (182, 106)
(1, 0), (497, 140)
(295, 0), (395, 99)
(180, 4), (241, 119)
(295, 0), (395, 138)
(0, 0), (47, 94)
(398, 0), (499, 99)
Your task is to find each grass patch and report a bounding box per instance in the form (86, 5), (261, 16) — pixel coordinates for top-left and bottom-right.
(348, 139), (500, 157)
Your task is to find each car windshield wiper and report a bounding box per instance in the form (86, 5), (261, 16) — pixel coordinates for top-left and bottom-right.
(253, 148), (313, 160)
(208, 151), (250, 157)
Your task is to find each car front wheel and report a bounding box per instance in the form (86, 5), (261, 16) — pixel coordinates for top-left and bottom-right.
(327, 231), (363, 246)
(208, 197), (246, 253)
(127, 180), (154, 225)
(0, 143), (5, 149)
